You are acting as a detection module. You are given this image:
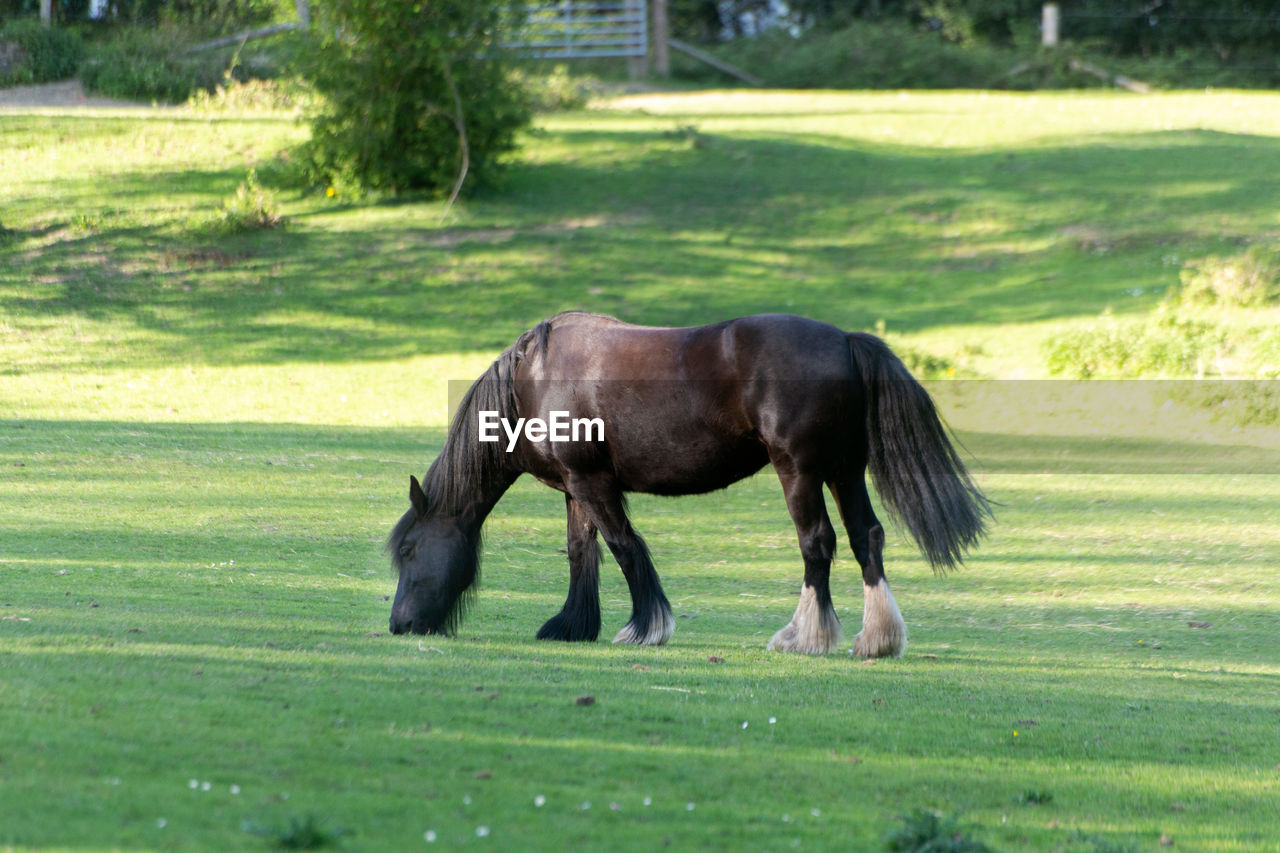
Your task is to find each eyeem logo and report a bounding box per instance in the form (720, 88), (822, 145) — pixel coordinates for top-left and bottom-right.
(478, 410), (605, 452)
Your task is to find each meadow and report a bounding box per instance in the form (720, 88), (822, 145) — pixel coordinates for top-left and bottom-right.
(2, 89), (1279, 851)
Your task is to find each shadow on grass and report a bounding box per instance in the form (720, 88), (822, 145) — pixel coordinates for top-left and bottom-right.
(4, 126), (1279, 370)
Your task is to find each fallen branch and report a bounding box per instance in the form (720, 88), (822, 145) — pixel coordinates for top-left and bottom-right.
(668, 38), (763, 87)
(1068, 58), (1151, 93)
(187, 22), (297, 54)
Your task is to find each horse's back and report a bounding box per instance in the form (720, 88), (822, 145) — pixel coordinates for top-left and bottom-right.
(539, 312), (853, 381)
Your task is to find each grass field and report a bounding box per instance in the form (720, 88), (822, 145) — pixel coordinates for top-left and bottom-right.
(2, 89), (1279, 852)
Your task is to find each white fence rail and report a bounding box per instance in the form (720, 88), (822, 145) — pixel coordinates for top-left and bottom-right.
(504, 1), (648, 59)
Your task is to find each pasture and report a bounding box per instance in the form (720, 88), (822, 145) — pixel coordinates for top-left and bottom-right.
(2, 89), (1279, 851)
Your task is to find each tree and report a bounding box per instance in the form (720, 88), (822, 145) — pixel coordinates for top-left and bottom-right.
(300, 0), (530, 196)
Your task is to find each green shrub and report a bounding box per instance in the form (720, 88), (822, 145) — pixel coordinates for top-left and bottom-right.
(156, 0), (291, 38)
(1172, 244), (1280, 309)
(510, 62), (605, 113)
(1044, 308), (1226, 379)
(186, 76), (318, 115)
(214, 169), (285, 233)
(693, 19), (1013, 90)
(883, 809), (993, 852)
(873, 321), (962, 379)
(298, 0), (531, 196)
(0, 18), (84, 85)
(81, 26), (225, 103)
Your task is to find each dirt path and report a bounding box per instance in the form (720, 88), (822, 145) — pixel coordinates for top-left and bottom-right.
(0, 79), (149, 108)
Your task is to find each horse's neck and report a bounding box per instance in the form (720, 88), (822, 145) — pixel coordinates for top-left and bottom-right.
(460, 470), (518, 530)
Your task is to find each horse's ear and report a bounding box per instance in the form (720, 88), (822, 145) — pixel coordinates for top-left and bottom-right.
(410, 475), (428, 516)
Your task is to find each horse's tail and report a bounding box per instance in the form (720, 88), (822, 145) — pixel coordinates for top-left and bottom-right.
(847, 332), (990, 571)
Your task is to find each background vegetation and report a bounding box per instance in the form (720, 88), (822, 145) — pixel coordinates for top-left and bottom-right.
(298, 0), (529, 195)
(5, 0), (1280, 108)
(679, 0), (1280, 88)
(3, 88), (1279, 851)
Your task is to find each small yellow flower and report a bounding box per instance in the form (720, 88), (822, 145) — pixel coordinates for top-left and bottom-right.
(326, 186), (336, 198)
(1013, 730), (1019, 737)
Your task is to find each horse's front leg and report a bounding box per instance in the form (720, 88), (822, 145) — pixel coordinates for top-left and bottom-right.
(568, 475), (674, 646)
(537, 494), (602, 642)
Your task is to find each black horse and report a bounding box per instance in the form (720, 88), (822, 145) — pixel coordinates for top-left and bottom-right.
(388, 312), (989, 657)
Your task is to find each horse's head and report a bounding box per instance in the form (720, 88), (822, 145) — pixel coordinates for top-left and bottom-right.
(387, 476), (478, 635)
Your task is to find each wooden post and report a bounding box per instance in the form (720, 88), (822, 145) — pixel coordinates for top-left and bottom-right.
(652, 0), (670, 78)
(1042, 2), (1060, 47)
(40, 0), (52, 27)
(295, 0), (310, 29)
(627, 0), (648, 79)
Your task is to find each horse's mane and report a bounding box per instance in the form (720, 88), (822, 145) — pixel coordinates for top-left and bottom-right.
(417, 318), (551, 522)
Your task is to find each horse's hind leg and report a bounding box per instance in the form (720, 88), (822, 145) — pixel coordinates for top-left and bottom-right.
(832, 476), (906, 658)
(568, 476), (674, 646)
(768, 465), (843, 654)
(537, 494), (602, 642)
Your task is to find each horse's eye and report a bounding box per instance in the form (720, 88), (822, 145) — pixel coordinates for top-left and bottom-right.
(399, 544), (414, 559)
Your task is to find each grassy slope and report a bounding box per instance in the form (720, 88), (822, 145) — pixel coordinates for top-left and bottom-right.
(1, 91), (1279, 852)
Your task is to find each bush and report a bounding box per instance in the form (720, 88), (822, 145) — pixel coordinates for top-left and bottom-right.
(1044, 308), (1227, 379)
(883, 809), (992, 852)
(80, 26), (225, 103)
(298, 0), (531, 195)
(186, 76), (318, 115)
(1172, 245), (1280, 309)
(214, 169), (285, 233)
(693, 19), (1014, 90)
(0, 18), (84, 85)
(509, 63), (606, 113)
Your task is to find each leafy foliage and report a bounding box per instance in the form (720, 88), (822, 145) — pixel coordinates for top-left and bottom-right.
(699, 18), (1014, 89)
(1047, 244), (1280, 387)
(1173, 245), (1280, 309)
(298, 0), (530, 195)
(1015, 789), (1054, 805)
(214, 169), (286, 233)
(509, 62), (603, 113)
(678, 0), (1280, 87)
(80, 25), (226, 102)
(743, 0), (1280, 58)
(244, 814), (347, 850)
(0, 17), (84, 85)
(1044, 308), (1226, 380)
(883, 809), (993, 853)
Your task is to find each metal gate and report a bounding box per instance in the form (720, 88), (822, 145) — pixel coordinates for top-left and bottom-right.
(504, 1), (648, 59)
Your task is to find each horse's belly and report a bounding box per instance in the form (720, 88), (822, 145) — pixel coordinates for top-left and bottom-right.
(612, 437), (769, 496)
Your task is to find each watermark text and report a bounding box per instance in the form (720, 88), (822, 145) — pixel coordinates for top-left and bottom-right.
(478, 410), (604, 452)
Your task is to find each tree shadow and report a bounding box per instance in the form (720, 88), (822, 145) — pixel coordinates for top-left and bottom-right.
(4, 126), (1279, 370)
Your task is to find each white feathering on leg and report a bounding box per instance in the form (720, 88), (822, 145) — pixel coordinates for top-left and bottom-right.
(613, 598), (675, 645)
(767, 584), (843, 654)
(852, 580), (906, 658)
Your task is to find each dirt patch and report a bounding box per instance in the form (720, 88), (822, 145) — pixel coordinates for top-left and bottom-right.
(0, 78), (150, 108)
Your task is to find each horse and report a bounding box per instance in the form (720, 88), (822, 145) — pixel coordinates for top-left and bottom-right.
(387, 312), (989, 657)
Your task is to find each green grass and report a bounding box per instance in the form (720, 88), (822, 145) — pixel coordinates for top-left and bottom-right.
(2, 90), (1280, 852)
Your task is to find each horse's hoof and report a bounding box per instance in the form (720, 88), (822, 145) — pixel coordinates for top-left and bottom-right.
(612, 605), (674, 645)
(852, 581), (906, 658)
(537, 611), (600, 642)
(767, 622), (840, 654)
(767, 584), (842, 654)
(851, 630), (905, 658)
